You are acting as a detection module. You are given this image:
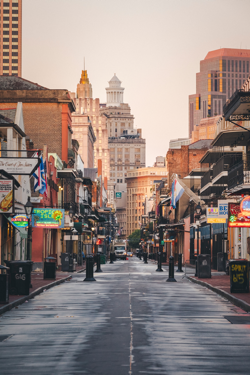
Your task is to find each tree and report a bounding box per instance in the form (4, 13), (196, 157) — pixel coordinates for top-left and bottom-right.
(128, 229), (141, 249)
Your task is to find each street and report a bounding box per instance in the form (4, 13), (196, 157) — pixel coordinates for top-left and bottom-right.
(1, 258), (250, 374)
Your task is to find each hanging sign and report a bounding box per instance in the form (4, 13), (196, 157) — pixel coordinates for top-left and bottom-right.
(0, 179), (14, 214)
(0, 158), (40, 175)
(116, 192), (122, 199)
(229, 198), (250, 227)
(11, 215), (29, 228)
(206, 207), (226, 224)
(32, 208), (65, 229)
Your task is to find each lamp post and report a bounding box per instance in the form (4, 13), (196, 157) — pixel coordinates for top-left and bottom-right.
(195, 202), (202, 277)
(69, 204), (74, 272)
(25, 196), (33, 261)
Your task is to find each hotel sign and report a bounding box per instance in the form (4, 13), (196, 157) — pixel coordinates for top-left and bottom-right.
(0, 157), (40, 175)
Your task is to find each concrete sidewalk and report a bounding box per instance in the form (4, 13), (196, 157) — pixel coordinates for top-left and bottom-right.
(188, 274), (250, 313)
(0, 265), (86, 315)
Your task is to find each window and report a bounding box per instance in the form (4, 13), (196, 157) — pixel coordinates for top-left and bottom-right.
(12, 52), (18, 56)
(3, 59), (9, 63)
(12, 24), (18, 28)
(247, 61), (249, 73)
(3, 31), (9, 35)
(239, 61), (242, 72)
(3, 52), (9, 56)
(3, 66), (9, 70)
(3, 10), (9, 14)
(3, 2), (10, 5)
(12, 3), (19, 7)
(12, 31), (18, 35)
(3, 23), (9, 28)
(235, 61), (238, 72)
(12, 10), (18, 14)
(3, 45), (9, 49)
(3, 38), (9, 42)
(3, 17), (9, 21)
(232, 61), (234, 72)
(12, 17), (18, 21)
(228, 60), (230, 71)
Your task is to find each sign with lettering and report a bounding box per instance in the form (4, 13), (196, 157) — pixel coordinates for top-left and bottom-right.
(206, 207), (226, 224)
(116, 192), (122, 199)
(32, 208), (65, 229)
(218, 200), (228, 218)
(0, 157), (40, 175)
(0, 179), (14, 214)
(11, 215), (29, 228)
(229, 261), (249, 293)
(229, 198), (250, 227)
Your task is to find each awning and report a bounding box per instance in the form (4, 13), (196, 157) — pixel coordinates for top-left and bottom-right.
(7, 216), (28, 239)
(211, 129), (250, 147)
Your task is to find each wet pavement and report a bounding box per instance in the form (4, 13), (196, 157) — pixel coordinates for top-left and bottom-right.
(1, 257), (250, 374)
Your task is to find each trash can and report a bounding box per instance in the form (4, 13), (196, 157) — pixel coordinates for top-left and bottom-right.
(229, 259), (249, 293)
(100, 254), (106, 264)
(60, 253), (70, 272)
(217, 252), (224, 272)
(197, 254), (211, 278)
(44, 257), (56, 280)
(5, 260), (33, 295)
(0, 265), (9, 303)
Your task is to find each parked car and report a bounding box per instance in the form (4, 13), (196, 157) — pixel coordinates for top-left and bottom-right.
(127, 252), (133, 257)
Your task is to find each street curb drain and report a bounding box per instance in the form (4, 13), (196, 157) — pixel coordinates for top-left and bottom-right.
(0, 268), (86, 316)
(187, 276), (250, 313)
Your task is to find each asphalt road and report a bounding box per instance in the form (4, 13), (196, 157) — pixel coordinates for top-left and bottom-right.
(1, 257), (250, 374)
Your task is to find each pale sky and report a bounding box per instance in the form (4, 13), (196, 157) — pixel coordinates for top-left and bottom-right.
(23, 0), (250, 166)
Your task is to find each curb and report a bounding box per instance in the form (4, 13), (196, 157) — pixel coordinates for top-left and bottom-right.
(0, 267), (86, 315)
(187, 276), (250, 313)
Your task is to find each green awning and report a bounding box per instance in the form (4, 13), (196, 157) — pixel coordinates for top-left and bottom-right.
(7, 217), (28, 239)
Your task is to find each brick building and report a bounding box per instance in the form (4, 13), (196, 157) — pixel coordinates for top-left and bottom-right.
(166, 140), (212, 186)
(0, 0), (22, 77)
(0, 76), (75, 164)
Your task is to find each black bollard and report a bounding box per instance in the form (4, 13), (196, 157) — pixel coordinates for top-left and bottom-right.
(109, 252), (114, 264)
(167, 256), (176, 282)
(144, 252), (148, 264)
(95, 253), (103, 273)
(195, 259), (198, 277)
(176, 253), (183, 272)
(156, 252), (163, 272)
(84, 255), (96, 281)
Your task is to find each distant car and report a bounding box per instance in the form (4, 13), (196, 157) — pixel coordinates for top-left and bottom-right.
(127, 252), (133, 257)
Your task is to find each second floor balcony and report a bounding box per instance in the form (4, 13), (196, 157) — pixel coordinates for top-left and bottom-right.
(228, 161), (250, 192)
(212, 153), (242, 185)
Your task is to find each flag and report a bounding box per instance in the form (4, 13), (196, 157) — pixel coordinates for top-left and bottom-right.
(32, 152), (42, 192)
(39, 157), (47, 196)
(171, 179), (184, 209)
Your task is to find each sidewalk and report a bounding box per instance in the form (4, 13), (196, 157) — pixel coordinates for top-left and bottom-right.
(188, 274), (250, 313)
(0, 265), (86, 315)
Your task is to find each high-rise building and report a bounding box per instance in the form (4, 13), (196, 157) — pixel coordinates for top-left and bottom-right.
(189, 48), (250, 137)
(100, 74), (146, 184)
(0, 0), (22, 77)
(70, 70), (110, 179)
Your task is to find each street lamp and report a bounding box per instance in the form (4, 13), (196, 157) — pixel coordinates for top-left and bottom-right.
(25, 197), (33, 260)
(69, 205), (74, 272)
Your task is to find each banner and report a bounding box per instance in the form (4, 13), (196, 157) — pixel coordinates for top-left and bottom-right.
(171, 179), (184, 209)
(32, 208), (65, 229)
(0, 179), (14, 214)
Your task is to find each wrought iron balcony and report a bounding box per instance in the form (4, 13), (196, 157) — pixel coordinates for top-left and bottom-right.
(228, 161), (250, 191)
(201, 170), (212, 189)
(212, 154), (242, 184)
(59, 202), (79, 215)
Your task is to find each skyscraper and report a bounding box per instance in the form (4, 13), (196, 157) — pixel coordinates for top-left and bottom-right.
(0, 0), (22, 77)
(189, 48), (250, 137)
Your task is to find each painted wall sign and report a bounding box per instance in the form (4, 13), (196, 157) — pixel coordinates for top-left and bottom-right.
(0, 158), (40, 175)
(32, 208), (65, 229)
(0, 179), (14, 214)
(11, 215), (29, 228)
(228, 199), (250, 227)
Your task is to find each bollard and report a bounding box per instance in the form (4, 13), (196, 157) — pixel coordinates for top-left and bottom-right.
(195, 259), (198, 277)
(144, 252), (148, 264)
(156, 252), (163, 272)
(69, 256), (73, 272)
(84, 255), (96, 281)
(167, 256), (176, 282)
(110, 252), (114, 264)
(95, 253), (103, 273)
(176, 253), (183, 272)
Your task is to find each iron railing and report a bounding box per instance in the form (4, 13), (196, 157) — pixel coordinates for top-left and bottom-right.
(228, 161), (250, 190)
(201, 170), (212, 189)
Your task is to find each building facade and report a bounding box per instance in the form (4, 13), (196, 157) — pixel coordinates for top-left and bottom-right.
(126, 166), (168, 236)
(0, 0), (22, 77)
(189, 48), (250, 137)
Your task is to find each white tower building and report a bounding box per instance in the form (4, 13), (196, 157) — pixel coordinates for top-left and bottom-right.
(106, 74), (124, 107)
